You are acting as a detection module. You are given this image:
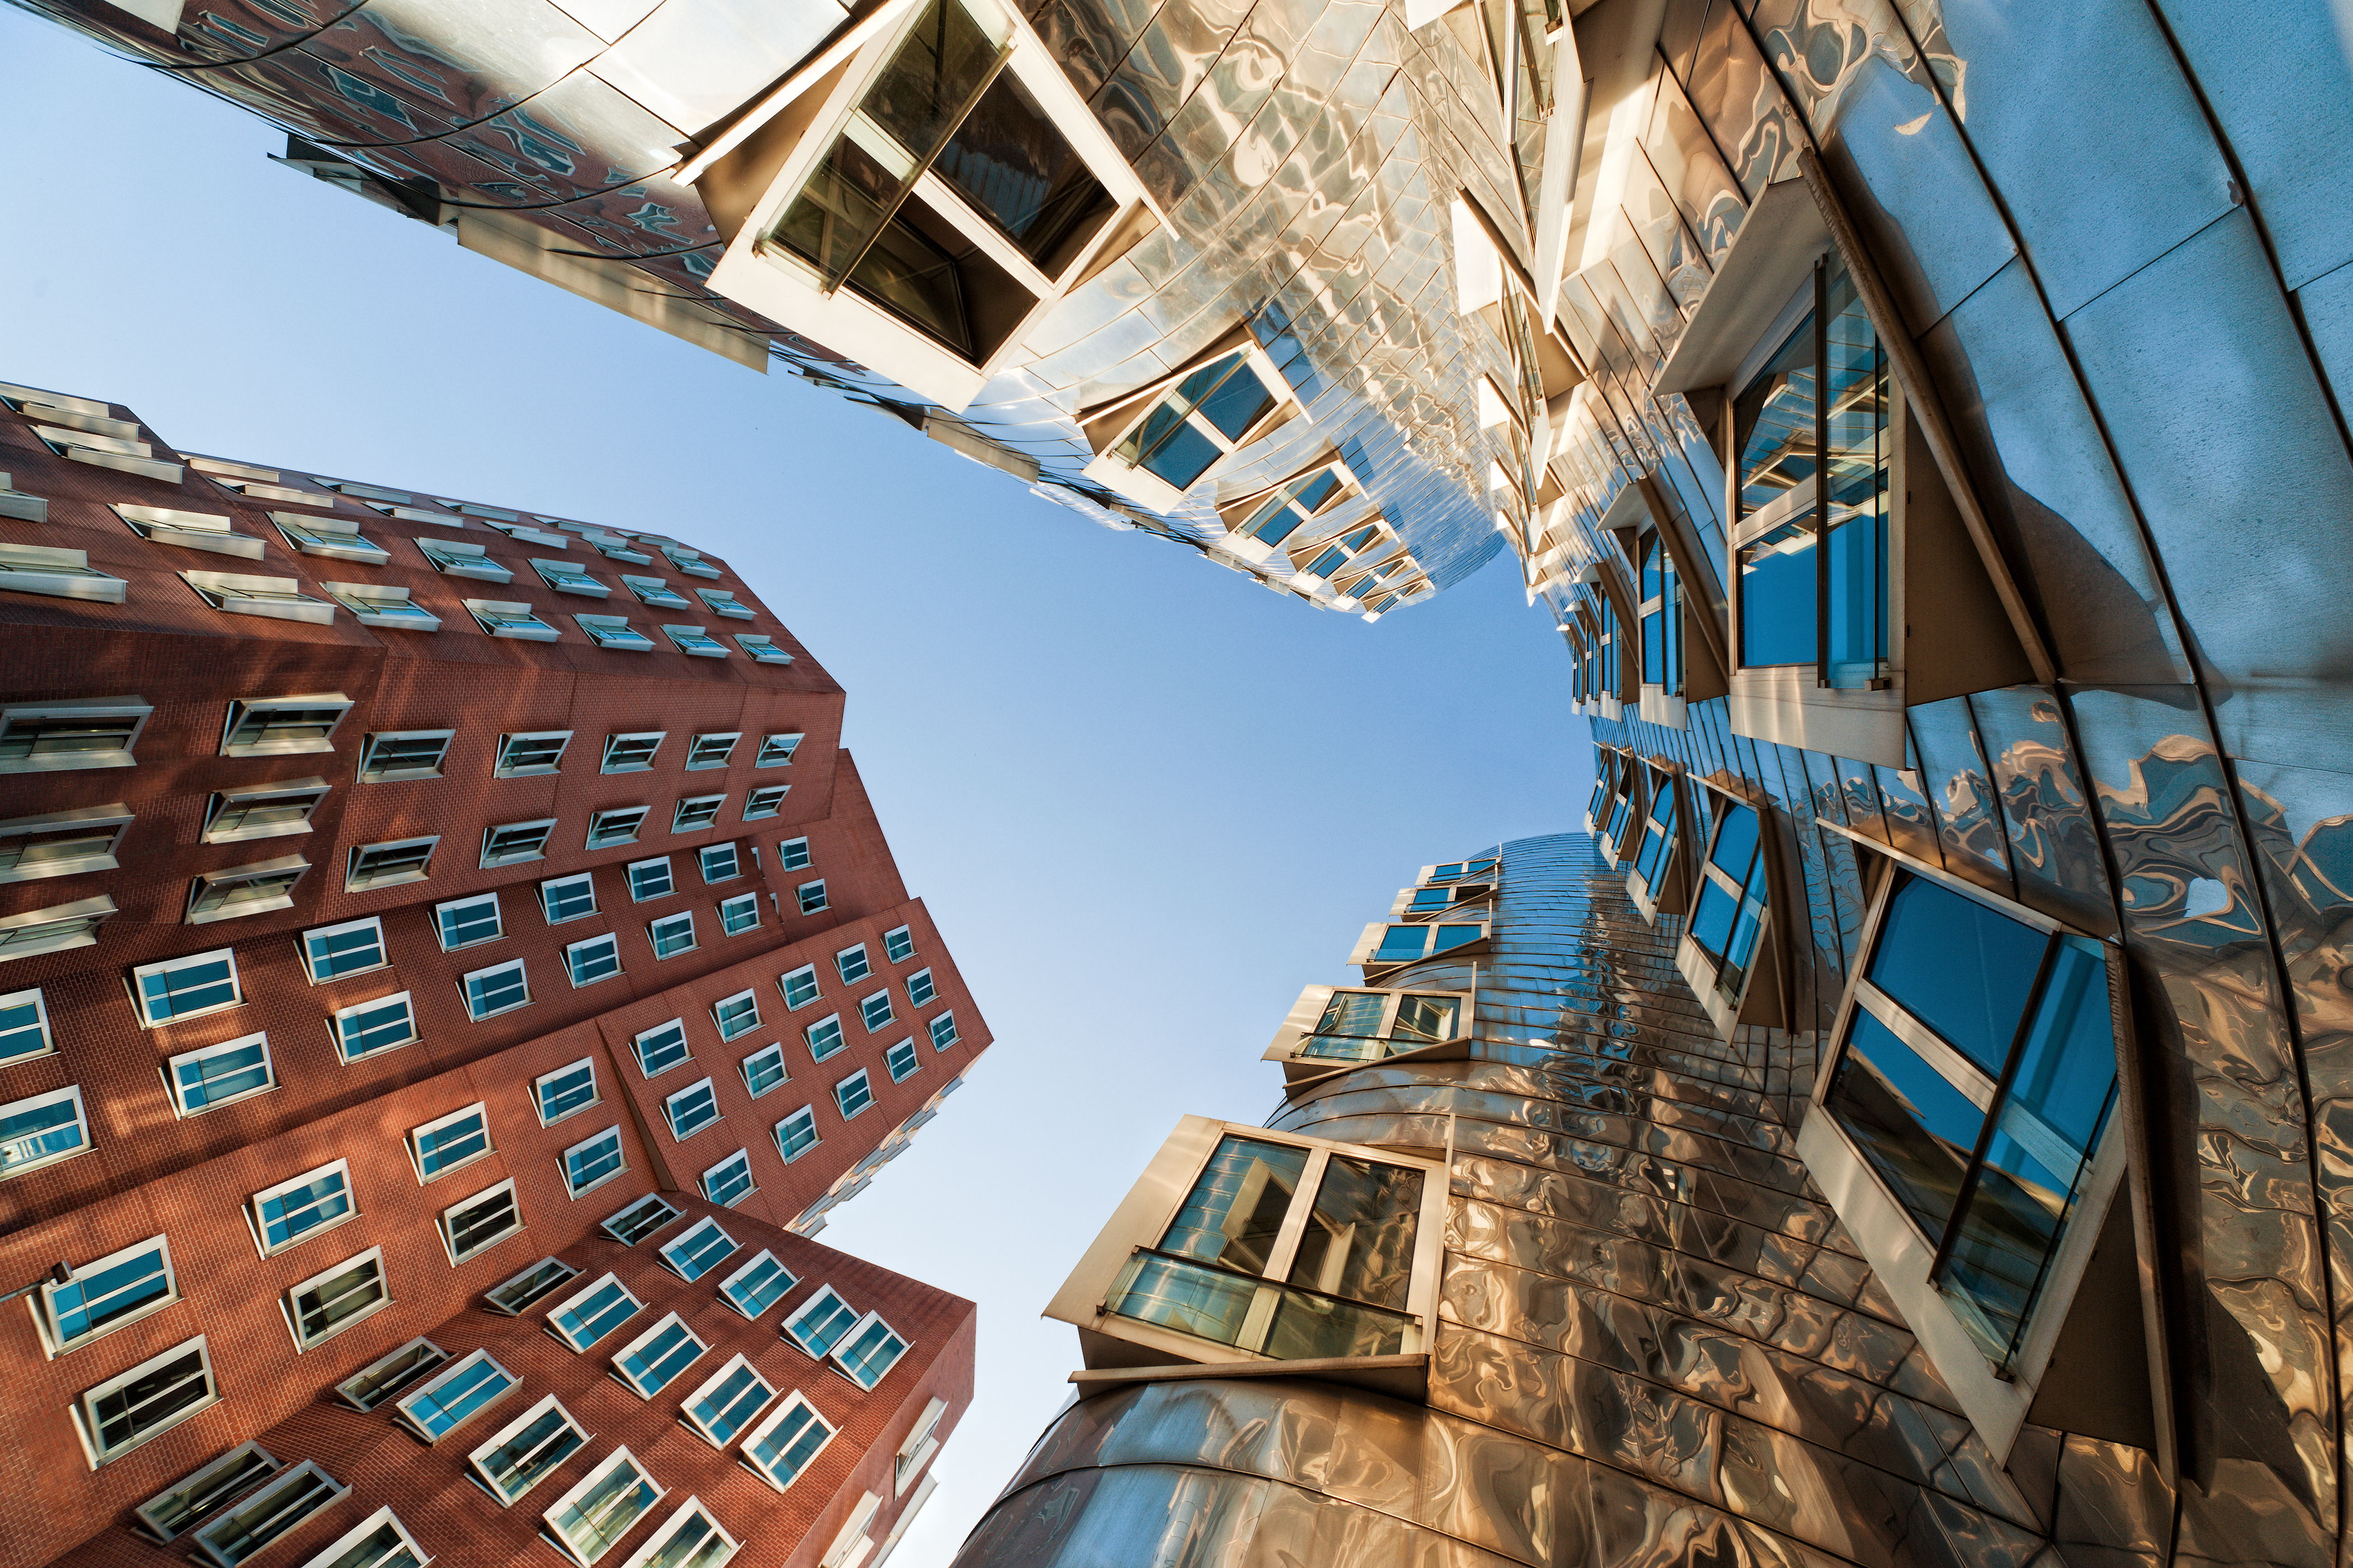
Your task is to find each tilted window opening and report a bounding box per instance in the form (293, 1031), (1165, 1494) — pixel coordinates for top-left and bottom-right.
(1275, 986), (1467, 1068)
(1638, 527), (1683, 695)
(685, 732), (740, 770)
(1222, 460), (1358, 556)
(1628, 767), (1683, 910)
(1685, 796), (1770, 1005)
(1085, 341), (1292, 505)
(436, 892), (504, 951)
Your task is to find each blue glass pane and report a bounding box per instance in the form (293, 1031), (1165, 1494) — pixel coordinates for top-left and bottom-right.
(1194, 363), (1275, 440)
(1689, 878), (1738, 959)
(1139, 420), (1221, 489)
(1431, 924), (1482, 953)
(1159, 1135), (1305, 1271)
(1828, 1010), (1982, 1241)
(1868, 875), (2047, 1076)
(1372, 926), (1425, 963)
(1738, 522), (1817, 667)
(1708, 804), (1759, 881)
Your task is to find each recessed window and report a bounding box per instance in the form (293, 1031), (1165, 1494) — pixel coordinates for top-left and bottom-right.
(576, 613), (656, 651)
(783, 1285), (860, 1357)
(548, 1271), (643, 1350)
(0, 804), (133, 884)
(271, 514), (391, 563)
(745, 1394), (836, 1493)
(482, 818), (556, 867)
(534, 1058), (598, 1125)
(834, 943), (870, 983)
(323, 581), (439, 629)
(780, 965), (819, 1010)
(133, 1441), (280, 1543)
(719, 1250), (798, 1319)
(698, 844), (741, 885)
(0, 895), (117, 961)
(663, 1077), (720, 1140)
(775, 1106), (819, 1162)
(660, 1215), (739, 1282)
(416, 538), (512, 581)
(542, 1447), (661, 1566)
(588, 806), (648, 849)
(220, 695), (352, 757)
(601, 1192), (680, 1245)
(469, 1393), (588, 1505)
(284, 1247), (390, 1350)
(686, 732), (740, 769)
(681, 1353), (774, 1448)
(929, 1011), (960, 1051)
(633, 1019), (691, 1078)
(435, 892), (504, 951)
(601, 732), (666, 773)
(187, 854), (310, 923)
(1223, 460), (1357, 552)
(0, 696), (151, 773)
(532, 558), (608, 597)
(859, 992), (895, 1032)
(250, 1159), (356, 1256)
(38, 1234), (178, 1354)
(495, 730), (572, 776)
(649, 910), (698, 959)
(1355, 917), (1488, 968)
(834, 1069), (874, 1120)
(562, 1125), (626, 1197)
(440, 1178), (523, 1265)
(347, 835), (437, 891)
(719, 892), (762, 936)
(335, 1340), (447, 1410)
(330, 992), (418, 1062)
(465, 599), (561, 640)
(627, 857), (675, 901)
(1274, 986), (1466, 1067)
(164, 1031), (275, 1115)
(301, 916), (387, 983)
(542, 873), (598, 923)
(755, 733), (803, 767)
(202, 779), (330, 843)
(485, 1258), (578, 1317)
(357, 729), (453, 782)
(613, 1312), (707, 1397)
(906, 968), (936, 1006)
(565, 932), (622, 988)
(833, 1312), (911, 1389)
(796, 880), (828, 914)
(885, 1039), (919, 1081)
(75, 1336), (218, 1462)
(393, 1347), (518, 1441)
(462, 959), (531, 1021)
(621, 575), (691, 608)
(131, 948), (242, 1026)
(740, 1043), (788, 1098)
(410, 1103), (492, 1182)
(662, 623), (729, 658)
(883, 924), (915, 963)
(806, 1014), (845, 1062)
(673, 794), (726, 832)
(744, 784), (789, 820)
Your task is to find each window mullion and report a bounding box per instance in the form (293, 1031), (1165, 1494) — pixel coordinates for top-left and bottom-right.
(1853, 982), (1999, 1109)
(822, 43), (1017, 295)
(1926, 933), (2064, 1285)
(1257, 1147), (1326, 1291)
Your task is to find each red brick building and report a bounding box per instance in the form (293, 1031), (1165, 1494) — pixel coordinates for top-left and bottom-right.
(0, 376), (988, 1568)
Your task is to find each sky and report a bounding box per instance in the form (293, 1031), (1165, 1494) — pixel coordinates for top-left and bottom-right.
(0, 12), (1594, 1562)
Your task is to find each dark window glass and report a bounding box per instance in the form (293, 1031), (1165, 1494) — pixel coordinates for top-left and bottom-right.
(1157, 1135), (1305, 1274)
(1867, 875), (2046, 1076)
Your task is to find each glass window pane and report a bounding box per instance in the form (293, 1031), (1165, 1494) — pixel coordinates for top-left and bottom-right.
(934, 68), (1108, 266)
(1827, 1010), (1983, 1241)
(1868, 875), (2049, 1075)
(1156, 1136), (1306, 1274)
(1284, 1155), (1421, 1310)
(1737, 521), (1817, 667)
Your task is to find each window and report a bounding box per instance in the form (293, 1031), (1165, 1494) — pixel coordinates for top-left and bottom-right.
(681, 1353), (774, 1446)
(781, 966), (820, 1009)
(188, 1458), (348, 1564)
(736, 633), (791, 664)
(1630, 771), (1681, 900)
(1637, 528), (1683, 694)
(220, 695), (351, 756)
(0, 894), (116, 961)
(249, 1159), (354, 1255)
(465, 599), (561, 640)
(0, 804), (133, 883)
(1224, 460), (1356, 550)
(834, 944), (870, 983)
(662, 547), (722, 579)
(439, 1179), (523, 1264)
(576, 613), (656, 651)
(1277, 987), (1466, 1066)
(485, 1257), (578, 1316)
(744, 1394), (836, 1492)
(895, 1397), (948, 1493)
(589, 807), (649, 849)
(470, 1394), (588, 1505)
(673, 794), (726, 832)
(594, 537), (653, 565)
(657, 1217), (738, 1285)
(274, 512), (387, 563)
(0, 986), (50, 1066)
(393, 1348), (518, 1441)
(698, 843), (740, 882)
(330, 993), (418, 1061)
(664, 1077), (721, 1140)
(928, 1011), (959, 1051)
(135, 1442), (280, 1542)
(462, 959), (531, 1021)
(602, 1192), (680, 1245)
(563, 1125), (627, 1196)
(285, 1248), (390, 1349)
(416, 537), (511, 581)
(542, 1447), (662, 1565)
(719, 893), (761, 935)
(202, 779), (330, 843)
(619, 1502), (740, 1568)
(663, 624), (729, 658)
(906, 968), (936, 1006)
(335, 1341), (446, 1412)
(553, 932), (618, 988)
(550, 1271), (647, 1352)
(833, 1313), (911, 1389)
(740, 1043), (788, 1098)
(357, 729), (453, 782)
(38, 1235), (178, 1353)
(535, 1059), (599, 1125)
(621, 575), (691, 608)
(75, 1337), (218, 1462)
(301, 917), (386, 983)
(483, 818), (557, 867)
(410, 1103), (492, 1182)
(532, 558), (609, 596)
(628, 857), (675, 900)
(0, 696), (151, 772)
(347, 835), (437, 890)
(1087, 343), (1290, 503)
(744, 785), (789, 820)
(709, 989), (760, 1041)
(686, 732), (740, 769)
(1686, 798), (1770, 1005)
(602, 732), (666, 773)
(543, 873), (599, 923)
(496, 731), (573, 776)
(775, 1107), (820, 1162)
(1355, 917), (1488, 968)
(834, 1069), (874, 1120)
(649, 911), (697, 959)
(633, 1019), (691, 1077)
(0, 542), (127, 602)
(133, 950), (241, 1025)
(806, 1014), (845, 1061)
(719, 1250), (798, 1319)
(783, 1285), (860, 1357)
(188, 855), (310, 923)
(859, 992), (895, 1031)
(755, 733), (802, 767)
(614, 1313), (708, 1397)
(885, 1039), (919, 1081)
(796, 880), (828, 914)
(882, 924), (915, 963)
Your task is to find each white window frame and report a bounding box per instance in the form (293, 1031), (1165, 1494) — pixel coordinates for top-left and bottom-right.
(907, 968), (936, 1006)
(439, 1177), (524, 1265)
(334, 1339), (448, 1410)
(744, 1393), (837, 1495)
(679, 1352), (776, 1449)
(661, 1215), (741, 1282)
(391, 1347), (519, 1442)
(0, 985), (50, 1066)
(930, 1011), (960, 1050)
(416, 537), (513, 581)
(796, 879), (828, 913)
(0, 803), (133, 884)
(779, 965), (820, 1010)
(648, 910), (698, 959)
(782, 1285), (859, 1358)
(322, 580), (440, 630)
(685, 731), (741, 769)
(37, 1234), (179, 1354)
(834, 943), (870, 983)
(805, 1014), (845, 1061)
(219, 694), (351, 757)
(283, 1246), (392, 1350)
(718, 892), (762, 936)
(542, 1447), (663, 1566)
(737, 634), (791, 664)
(859, 991), (896, 1031)
(662, 623), (730, 657)
(201, 778), (330, 843)
(601, 732), (666, 773)
(465, 598), (561, 640)
(612, 1311), (708, 1398)
(534, 1058), (599, 1125)
(299, 915), (388, 984)
(621, 574), (691, 608)
(627, 855), (675, 901)
(775, 1106), (820, 1162)
(0, 696), (151, 773)
(755, 733), (802, 767)
(547, 1271), (644, 1351)
(618, 1501), (740, 1568)
(711, 988), (760, 1040)
(718, 1248), (799, 1320)
(485, 1259), (579, 1317)
(330, 991), (418, 1062)
(564, 932), (624, 988)
(663, 1077), (721, 1141)
(885, 1039), (919, 1082)
(357, 728), (454, 783)
(743, 784), (789, 820)
(0, 895), (117, 961)
(601, 1192), (681, 1245)
(164, 1029), (278, 1114)
(673, 794), (727, 832)
(834, 1068), (874, 1121)
(1079, 331), (1301, 509)
(346, 835), (437, 892)
(832, 1310), (912, 1389)
(434, 891), (505, 951)
(73, 1335), (219, 1465)
(409, 1102), (494, 1183)
(576, 612), (656, 650)
(882, 924), (915, 962)
(633, 1018), (692, 1078)
(468, 1391), (589, 1506)
(130, 947), (243, 1026)
(462, 958), (532, 1021)
(132, 1440), (279, 1541)
(698, 842), (740, 882)
(562, 1125), (627, 1198)
(588, 807), (649, 849)
(740, 1043), (788, 1099)
(187, 854), (310, 923)
(896, 1396), (949, 1494)
(696, 589), (754, 619)
(483, 817), (557, 867)
(247, 1158), (356, 1257)
(532, 558), (610, 597)
(542, 872), (600, 923)
(495, 730), (573, 777)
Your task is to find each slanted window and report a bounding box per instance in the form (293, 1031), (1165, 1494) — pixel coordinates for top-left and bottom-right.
(602, 732), (665, 773)
(133, 1442), (280, 1542)
(929, 1011), (960, 1050)
(0, 986), (50, 1066)
(542, 873), (599, 922)
(662, 623), (728, 657)
(737, 633), (792, 664)
(76, 1337), (219, 1462)
(613, 1312), (708, 1396)
(712, 989), (760, 1040)
(534, 1059), (598, 1125)
(860, 992), (894, 1031)
(783, 1285), (860, 1357)
(835, 944), (870, 983)
(1685, 797), (1771, 1007)
(775, 1107), (820, 1162)
(744, 784), (789, 820)
(662, 548), (722, 580)
(588, 807), (648, 849)
(576, 613), (656, 651)
(324, 581), (438, 628)
(1083, 336), (1292, 506)
(358, 729), (453, 782)
(485, 1258), (578, 1316)
(628, 857), (675, 900)
(132, 949), (242, 1025)
(542, 1448), (662, 1566)
(250, 1159), (355, 1256)
(833, 1313), (911, 1389)
(1629, 769), (1682, 908)
(439, 1179), (522, 1264)
(1269, 986), (1466, 1069)
(740, 1043), (788, 1098)
(483, 818), (557, 867)
(410, 1103), (492, 1182)
(780, 965), (819, 1010)
(562, 1125), (626, 1196)
(806, 1014), (845, 1061)
(330, 992), (418, 1061)
(906, 969), (936, 1006)
(755, 733), (802, 767)
(698, 843), (739, 882)
(416, 538), (512, 581)
(548, 1272), (643, 1350)
(465, 599), (561, 640)
(38, 1235), (178, 1354)
(565, 932), (622, 987)
(883, 924), (915, 963)
(663, 1077), (721, 1140)
(191, 1459), (348, 1563)
(220, 695), (352, 756)
(435, 892), (504, 951)
(719, 1250), (797, 1319)
(462, 959), (531, 1021)
(895, 1398), (949, 1493)
(347, 835), (437, 891)
(661, 1215), (740, 1283)
(885, 1039), (919, 1081)
(0, 543), (127, 603)
(1222, 459), (1357, 551)
(0, 696), (151, 772)
(633, 1019), (691, 1077)
(796, 880), (828, 913)
(744, 1394), (836, 1493)
(1637, 528), (1683, 695)
(681, 1353), (774, 1446)
(703, 1149), (757, 1208)
(778, 836), (813, 871)
(533, 559), (609, 597)
(686, 732), (740, 769)
(601, 1192), (680, 1245)
(202, 779), (330, 843)
(649, 910), (697, 959)
(284, 1248), (390, 1349)
(335, 1341), (446, 1411)
(188, 855), (310, 923)
(834, 1068), (874, 1120)
(0, 804), (133, 883)
(392, 1347), (517, 1441)
(271, 509), (387, 561)
(297, 1507), (430, 1568)
(301, 916), (386, 982)
(1351, 917), (1488, 969)
(496, 730), (572, 776)
(184, 571), (336, 623)
(621, 575), (691, 608)
(469, 1394), (588, 1505)
(719, 892), (762, 935)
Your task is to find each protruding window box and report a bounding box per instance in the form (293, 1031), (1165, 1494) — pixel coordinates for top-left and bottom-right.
(270, 512), (389, 565)
(1077, 331), (1299, 512)
(533, 559), (610, 597)
(0, 544), (127, 603)
(0, 473), (49, 523)
(1261, 984), (1471, 1084)
(1624, 765), (1691, 923)
(1345, 917), (1489, 976)
(115, 505), (264, 559)
(322, 582), (440, 630)
(1046, 1115), (1446, 1400)
(417, 539), (513, 582)
(466, 600), (561, 641)
(48, 427), (181, 483)
(575, 614), (655, 651)
(1673, 781), (1789, 1042)
(183, 572), (336, 624)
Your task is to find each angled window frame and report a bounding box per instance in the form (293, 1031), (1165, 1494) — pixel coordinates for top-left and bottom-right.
(496, 729), (573, 777)
(202, 777), (330, 844)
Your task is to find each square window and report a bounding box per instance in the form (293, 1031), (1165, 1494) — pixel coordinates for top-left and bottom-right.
(435, 893), (504, 951)
(755, 733), (803, 767)
(76, 1336), (218, 1461)
(575, 614), (655, 651)
(357, 730), (452, 782)
(131, 949), (241, 1025)
(699, 844), (741, 884)
(301, 917), (387, 982)
(907, 968), (936, 1006)
(541, 873), (598, 923)
(0, 987), (50, 1066)
(796, 880), (828, 914)
(719, 892), (761, 935)
(628, 857), (674, 900)
(440, 1179), (523, 1264)
(395, 1348), (518, 1443)
(587, 806), (648, 849)
(663, 1077), (720, 1140)
(548, 1273), (643, 1351)
(464, 599), (560, 640)
(805, 1015), (845, 1061)
(220, 695), (352, 757)
(1087, 345), (1291, 503)
(565, 933), (622, 987)
(673, 794), (725, 832)
(622, 575), (691, 608)
(202, 779), (330, 843)
(601, 1192), (680, 1245)
(0, 697), (151, 773)
(165, 1030), (275, 1113)
(740, 1044), (788, 1098)
(712, 989), (760, 1040)
(702, 1149), (756, 1207)
(744, 1394), (836, 1493)
(462, 959), (531, 1021)
(39, 1236), (177, 1354)
(335, 1341), (447, 1412)
(648, 911), (697, 959)
(633, 1019), (691, 1077)
(833, 1312), (911, 1390)
(834, 1069), (873, 1120)
(883, 924), (915, 963)
(860, 992), (895, 1032)
(187, 855), (308, 923)
(681, 1353), (774, 1447)
(601, 733), (665, 773)
(250, 1159), (356, 1255)
(836, 944), (870, 983)
(469, 1393), (588, 1505)
(744, 784), (789, 820)
(410, 1102), (492, 1181)
(613, 1312), (707, 1397)
(663, 623), (729, 658)
(685, 732), (740, 769)
(718, 1249), (797, 1319)
(347, 836), (437, 891)
(782, 1285), (859, 1357)
(659, 1215), (739, 1282)
(777, 836), (811, 870)
(484, 1259), (579, 1317)
(562, 1126), (626, 1197)
(779, 965), (819, 1010)
(284, 1248), (390, 1350)
(534, 1059), (598, 1125)
(482, 818), (556, 867)
(885, 1039), (919, 1081)
(930, 1011), (961, 1051)
(775, 1107), (819, 1162)
(495, 731), (571, 776)
(330, 992), (418, 1061)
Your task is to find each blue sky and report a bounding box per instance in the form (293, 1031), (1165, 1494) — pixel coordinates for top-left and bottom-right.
(0, 13), (1593, 1561)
